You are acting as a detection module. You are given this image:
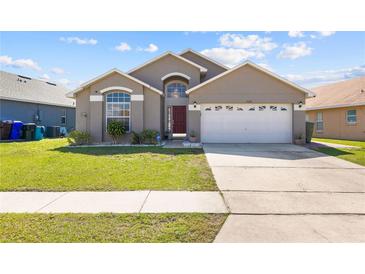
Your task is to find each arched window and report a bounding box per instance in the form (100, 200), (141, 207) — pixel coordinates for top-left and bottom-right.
(166, 82), (187, 98)
(106, 92), (131, 132)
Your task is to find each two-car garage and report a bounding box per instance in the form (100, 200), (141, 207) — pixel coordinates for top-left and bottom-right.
(200, 104), (293, 143)
(187, 61), (312, 144)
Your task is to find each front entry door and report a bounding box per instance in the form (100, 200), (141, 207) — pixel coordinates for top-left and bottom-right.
(172, 106), (186, 133)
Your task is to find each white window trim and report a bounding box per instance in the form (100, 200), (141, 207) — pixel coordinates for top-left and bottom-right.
(90, 95), (104, 101)
(165, 80), (188, 98)
(346, 110), (357, 124)
(161, 72), (191, 81)
(105, 92), (131, 133)
(316, 112), (323, 132)
(61, 110), (67, 125)
(100, 86), (133, 94)
(131, 95), (144, 101)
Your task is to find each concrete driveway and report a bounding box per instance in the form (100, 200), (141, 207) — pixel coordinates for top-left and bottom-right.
(203, 144), (365, 242)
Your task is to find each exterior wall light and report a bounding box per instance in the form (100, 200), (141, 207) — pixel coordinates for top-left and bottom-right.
(193, 101), (197, 108)
(298, 101), (303, 108)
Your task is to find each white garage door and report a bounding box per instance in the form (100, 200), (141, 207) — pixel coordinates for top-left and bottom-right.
(201, 104), (292, 143)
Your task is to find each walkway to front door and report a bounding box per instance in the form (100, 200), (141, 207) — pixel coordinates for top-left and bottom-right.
(173, 106), (186, 134)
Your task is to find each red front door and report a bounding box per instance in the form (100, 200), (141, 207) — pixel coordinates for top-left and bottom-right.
(172, 106), (186, 133)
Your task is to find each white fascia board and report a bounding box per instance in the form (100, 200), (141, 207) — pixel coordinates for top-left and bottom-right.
(186, 60), (315, 98)
(179, 48), (229, 70)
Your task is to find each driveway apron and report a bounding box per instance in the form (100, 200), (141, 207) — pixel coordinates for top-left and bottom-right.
(203, 144), (365, 242)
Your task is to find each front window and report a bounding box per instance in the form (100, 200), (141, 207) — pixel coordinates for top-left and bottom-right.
(346, 110), (357, 124)
(316, 112), (323, 131)
(166, 82), (187, 98)
(61, 110), (66, 125)
(106, 92), (131, 132)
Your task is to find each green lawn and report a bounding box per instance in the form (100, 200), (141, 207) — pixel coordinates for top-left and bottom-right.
(0, 213), (227, 243)
(0, 139), (217, 191)
(312, 138), (365, 166)
(312, 138), (365, 149)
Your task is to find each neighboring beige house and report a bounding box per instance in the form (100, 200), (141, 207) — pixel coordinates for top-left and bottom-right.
(306, 76), (365, 141)
(68, 49), (314, 143)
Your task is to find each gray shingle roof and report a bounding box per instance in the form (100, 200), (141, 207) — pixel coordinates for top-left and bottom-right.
(0, 70), (75, 107)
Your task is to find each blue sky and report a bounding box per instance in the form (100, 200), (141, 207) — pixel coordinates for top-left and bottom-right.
(1, 31), (364, 89)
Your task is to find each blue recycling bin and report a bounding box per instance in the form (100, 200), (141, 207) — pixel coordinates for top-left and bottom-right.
(34, 126), (45, 141)
(9, 121), (23, 140)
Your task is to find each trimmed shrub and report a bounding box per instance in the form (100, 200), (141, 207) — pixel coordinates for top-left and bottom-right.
(130, 131), (142, 144)
(107, 120), (126, 144)
(141, 129), (159, 144)
(67, 130), (91, 146)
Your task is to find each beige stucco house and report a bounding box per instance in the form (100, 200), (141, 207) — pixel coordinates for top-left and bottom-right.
(306, 76), (365, 141)
(68, 49), (314, 143)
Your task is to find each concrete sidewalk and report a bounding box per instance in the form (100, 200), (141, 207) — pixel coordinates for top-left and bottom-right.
(0, 191), (228, 213)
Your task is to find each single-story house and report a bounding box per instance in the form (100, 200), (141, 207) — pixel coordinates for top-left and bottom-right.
(306, 76), (365, 141)
(0, 70), (76, 131)
(67, 49), (314, 143)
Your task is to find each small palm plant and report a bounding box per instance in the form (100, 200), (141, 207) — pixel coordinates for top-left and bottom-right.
(107, 120), (126, 144)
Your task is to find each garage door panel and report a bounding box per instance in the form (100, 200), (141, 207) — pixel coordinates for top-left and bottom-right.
(201, 104), (292, 143)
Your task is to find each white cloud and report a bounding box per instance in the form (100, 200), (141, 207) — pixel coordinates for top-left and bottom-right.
(288, 31), (305, 38)
(143, 43), (159, 53)
(219, 33), (277, 52)
(318, 31), (336, 37)
(257, 63), (274, 72)
(39, 74), (50, 81)
(51, 67), (65, 75)
(115, 42), (131, 52)
(286, 65), (365, 87)
(201, 33), (278, 67)
(58, 78), (71, 86)
(310, 31), (336, 39)
(201, 48), (259, 68)
(0, 55), (42, 71)
(60, 37), (97, 45)
(278, 42), (313, 60)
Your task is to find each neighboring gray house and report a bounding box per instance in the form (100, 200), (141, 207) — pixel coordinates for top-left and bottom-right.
(68, 49), (314, 143)
(0, 70), (75, 130)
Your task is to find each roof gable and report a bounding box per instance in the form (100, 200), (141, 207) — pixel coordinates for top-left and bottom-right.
(127, 51), (207, 74)
(186, 61), (315, 97)
(180, 49), (228, 71)
(68, 68), (163, 98)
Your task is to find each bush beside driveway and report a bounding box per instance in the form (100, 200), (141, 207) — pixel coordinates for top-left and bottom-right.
(0, 139), (217, 191)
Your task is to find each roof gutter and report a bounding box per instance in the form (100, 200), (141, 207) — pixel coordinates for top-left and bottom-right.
(0, 96), (76, 108)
